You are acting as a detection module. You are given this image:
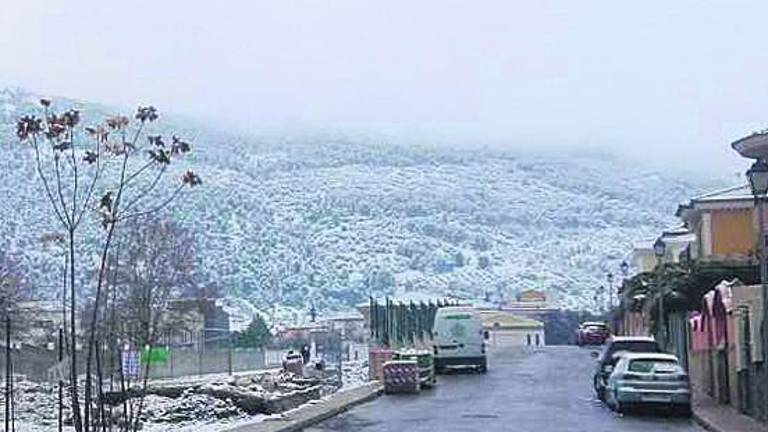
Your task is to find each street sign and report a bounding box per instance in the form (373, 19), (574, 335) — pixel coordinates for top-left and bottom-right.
(122, 350), (140, 378)
(141, 346), (169, 364)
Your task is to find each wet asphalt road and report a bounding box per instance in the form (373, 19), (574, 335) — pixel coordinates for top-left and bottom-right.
(306, 345), (703, 432)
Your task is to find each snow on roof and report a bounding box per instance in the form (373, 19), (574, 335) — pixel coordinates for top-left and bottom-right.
(677, 185), (753, 219)
(692, 184), (752, 202)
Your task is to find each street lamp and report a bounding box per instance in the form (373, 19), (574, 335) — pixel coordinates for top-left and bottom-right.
(747, 158), (768, 197)
(747, 159), (768, 419)
(653, 237), (667, 349)
(653, 238), (667, 261)
(596, 285), (605, 314)
(606, 272), (614, 310)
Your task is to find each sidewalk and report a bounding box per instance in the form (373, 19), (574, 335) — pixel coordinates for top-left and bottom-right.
(226, 381), (384, 432)
(693, 390), (763, 432)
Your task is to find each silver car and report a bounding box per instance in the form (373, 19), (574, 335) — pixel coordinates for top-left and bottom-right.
(605, 352), (691, 416)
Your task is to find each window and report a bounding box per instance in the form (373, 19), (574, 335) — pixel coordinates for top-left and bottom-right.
(628, 359), (678, 373)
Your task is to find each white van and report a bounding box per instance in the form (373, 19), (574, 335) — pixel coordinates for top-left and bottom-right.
(432, 306), (487, 373)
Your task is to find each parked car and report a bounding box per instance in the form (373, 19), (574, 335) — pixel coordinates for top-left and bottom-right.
(592, 336), (661, 401)
(432, 306), (487, 373)
(605, 352), (691, 416)
(576, 322), (610, 346)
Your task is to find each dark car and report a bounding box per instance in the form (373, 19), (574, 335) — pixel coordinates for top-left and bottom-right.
(576, 322), (610, 346)
(592, 336), (661, 401)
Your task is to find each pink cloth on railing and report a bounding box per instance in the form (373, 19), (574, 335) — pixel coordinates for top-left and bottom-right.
(689, 312), (706, 352)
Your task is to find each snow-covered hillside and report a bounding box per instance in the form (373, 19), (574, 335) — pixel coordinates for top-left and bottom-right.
(0, 88), (722, 312)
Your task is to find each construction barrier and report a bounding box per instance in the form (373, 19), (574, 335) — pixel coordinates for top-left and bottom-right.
(369, 348), (394, 380)
(394, 349), (435, 388)
(383, 360), (420, 394)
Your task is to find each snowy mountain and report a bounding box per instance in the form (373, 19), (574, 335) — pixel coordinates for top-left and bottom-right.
(0, 88), (723, 312)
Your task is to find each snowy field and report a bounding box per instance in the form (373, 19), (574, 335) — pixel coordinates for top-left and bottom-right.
(3, 360), (369, 432)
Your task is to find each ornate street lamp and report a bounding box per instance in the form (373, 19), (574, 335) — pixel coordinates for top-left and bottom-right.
(653, 237), (667, 349)
(653, 237), (667, 261)
(606, 272), (614, 310)
(747, 160), (768, 418)
(620, 261), (629, 278)
(747, 158), (768, 197)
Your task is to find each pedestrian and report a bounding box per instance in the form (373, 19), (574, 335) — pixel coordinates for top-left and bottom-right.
(301, 344), (310, 364)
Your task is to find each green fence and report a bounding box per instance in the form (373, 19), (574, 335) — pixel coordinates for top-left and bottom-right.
(369, 297), (457, 348)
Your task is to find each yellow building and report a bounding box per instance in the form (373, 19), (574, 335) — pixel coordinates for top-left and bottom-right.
(676, 185), (757, 261)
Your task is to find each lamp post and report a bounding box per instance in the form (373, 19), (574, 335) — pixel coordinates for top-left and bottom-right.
(596, 285), (605, 315)
(746, 159), (768, 425)
(654, 237), (667, 349)
(606, 272), (615, 310)
(620, 261), (629, 280)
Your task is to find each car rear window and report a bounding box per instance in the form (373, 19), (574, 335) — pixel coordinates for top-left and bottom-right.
(628, 359), (678, 373)
(611, 341), (659, 354)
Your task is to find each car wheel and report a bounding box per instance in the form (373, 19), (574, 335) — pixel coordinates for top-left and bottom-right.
(613, 390), (625, 414)
(676, 404), (692, 417)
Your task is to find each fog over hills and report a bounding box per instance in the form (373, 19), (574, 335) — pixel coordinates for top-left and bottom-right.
(0, 88), (724, 313)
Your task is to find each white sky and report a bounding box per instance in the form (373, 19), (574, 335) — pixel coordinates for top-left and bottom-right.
(2, 1), (767, 174)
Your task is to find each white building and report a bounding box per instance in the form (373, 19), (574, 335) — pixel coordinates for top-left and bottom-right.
(632, 225), (696, 272)
(479, 310), (546, 347)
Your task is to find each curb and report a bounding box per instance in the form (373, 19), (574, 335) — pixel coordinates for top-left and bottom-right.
(227, 382), (384, 432)
(692, 410), (718, 432)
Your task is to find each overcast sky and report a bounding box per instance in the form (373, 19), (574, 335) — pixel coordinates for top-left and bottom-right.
(2, 1), (767, 175)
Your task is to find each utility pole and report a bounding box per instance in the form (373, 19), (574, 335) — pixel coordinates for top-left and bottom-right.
(606, 272), (614, 310)
(596, 285), (606, 315)
(58, 327), (63, 432)
(754, 188), (768, 432)
(227, 333), (233, 376)
(653, 237), (667, 350)
(5, 314), (10, 432)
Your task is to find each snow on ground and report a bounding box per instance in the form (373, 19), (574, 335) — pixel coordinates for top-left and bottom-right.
(341, 360), (368, 390)
(5, 360), (370, 431)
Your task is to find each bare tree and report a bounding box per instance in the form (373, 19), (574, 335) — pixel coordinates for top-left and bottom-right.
(0, 244), (31, 432)
(15, 101), (201, 432)
(104, 217), (196, 431)
(0, 245), (30, 320)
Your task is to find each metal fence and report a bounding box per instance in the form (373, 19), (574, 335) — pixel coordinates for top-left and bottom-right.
(369, 297), (452, 348)
(147, 347), (266, 379)
(0, 345), (270, 382)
